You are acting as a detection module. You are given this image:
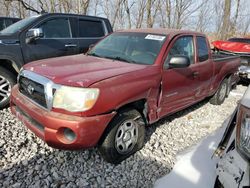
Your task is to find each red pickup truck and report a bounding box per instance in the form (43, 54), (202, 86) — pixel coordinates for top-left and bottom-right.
(11, 29), (240, 164)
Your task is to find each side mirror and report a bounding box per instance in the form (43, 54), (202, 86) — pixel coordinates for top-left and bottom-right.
(89, 44), (95, 50)
(169, 55), (190, 68)
(26, 28), (43, 43)
(86, 44), (95, 54)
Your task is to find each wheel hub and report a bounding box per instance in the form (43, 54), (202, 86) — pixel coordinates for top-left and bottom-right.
(0, 75), (11, 104)
(115, 120), (138, 154)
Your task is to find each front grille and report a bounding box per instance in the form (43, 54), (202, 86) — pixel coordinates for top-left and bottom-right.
(19, 76), (47, 108)
(14, 105), (44, 133)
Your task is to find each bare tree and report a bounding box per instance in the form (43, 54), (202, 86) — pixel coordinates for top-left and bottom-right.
(93, 0), (99, 16)
(76, 0), (90, 15)
(146, 0), (160, 28)
(195, 0), (212, 32)
(134, 0), (147, 28)
(3, 0), (12, 16)
(0, 0), (249, 36)
(5, 0), (40, 14)
(123, 0), (135, 29)
(111, 0), (123, 28)
(220, 0), (232, 39)
(231, 0), (240, 35)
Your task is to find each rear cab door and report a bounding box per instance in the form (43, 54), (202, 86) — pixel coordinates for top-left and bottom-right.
(22, 15), (79, 63)
(76, 16), (110, 53)
(194, 35), (213, 98)
(0, 18), (4, 31)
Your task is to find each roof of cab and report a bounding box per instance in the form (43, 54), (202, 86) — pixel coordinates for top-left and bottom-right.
(117, 28), (205, 37)
(41, 13), (109, 21)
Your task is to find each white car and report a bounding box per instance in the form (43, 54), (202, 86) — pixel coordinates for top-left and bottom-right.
(214, 87), (250, 187)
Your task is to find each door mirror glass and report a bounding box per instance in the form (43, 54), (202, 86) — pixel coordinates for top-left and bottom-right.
(26, 28), (43, 43)
(169, 55), (190, 68)
(164, 36), (194, 68)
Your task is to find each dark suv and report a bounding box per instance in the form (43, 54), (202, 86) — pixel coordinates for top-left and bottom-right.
(0, 13), (112, 108)
(0, 17), (21, 31)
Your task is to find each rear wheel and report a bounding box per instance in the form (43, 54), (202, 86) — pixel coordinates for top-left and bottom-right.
(226, 76), (231, 97)
(210, 79), (228, 105)
(0, 67), (16, 109)
(98, 109), (145, 164)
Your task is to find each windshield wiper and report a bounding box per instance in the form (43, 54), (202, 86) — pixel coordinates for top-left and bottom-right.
(87, 53), (138, 64)
(112, 56), (137, 64)
(87, 52), (104, 58)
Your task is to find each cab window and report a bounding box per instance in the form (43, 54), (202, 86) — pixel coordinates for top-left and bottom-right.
(164, 36), (194, 67)
(39, 18), (71, 38)
(0, 19), (4, 30)
(197, 36), (209, 62)
(79, 19), (104, 37)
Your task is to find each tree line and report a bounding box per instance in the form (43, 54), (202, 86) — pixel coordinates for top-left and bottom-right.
(1, 0), (249, 39)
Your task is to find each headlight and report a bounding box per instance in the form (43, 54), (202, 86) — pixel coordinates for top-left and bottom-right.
(236, 105), (250, 160)
(53, 86), (99, 112)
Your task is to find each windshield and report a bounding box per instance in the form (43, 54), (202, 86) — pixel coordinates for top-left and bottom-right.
(0, 16), (39, 34)
(88, 32), (166, 65)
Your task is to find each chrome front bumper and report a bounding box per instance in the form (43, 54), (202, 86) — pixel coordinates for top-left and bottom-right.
(239, 65), (250, 79)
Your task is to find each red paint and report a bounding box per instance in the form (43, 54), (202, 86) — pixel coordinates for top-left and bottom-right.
(212, 40), (250, 53)
(11, 85), (116, 149)
(11, 29), (240, 150)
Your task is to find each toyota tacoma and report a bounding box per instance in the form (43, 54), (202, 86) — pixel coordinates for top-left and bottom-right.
(11, 29), (240, 163)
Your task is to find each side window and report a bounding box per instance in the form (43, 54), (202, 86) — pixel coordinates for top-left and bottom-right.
(164, 36), (194, 67)
(5, 19), (13, 27)
(0, 19), (4, 30)
(79, 19), (104, 37)
(39, 18), (71, 39)
(197, 36), (209, 62)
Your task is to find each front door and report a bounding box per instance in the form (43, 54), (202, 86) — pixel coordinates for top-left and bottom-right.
(23, 17), (79, 63)
(158, 35), (200, 118)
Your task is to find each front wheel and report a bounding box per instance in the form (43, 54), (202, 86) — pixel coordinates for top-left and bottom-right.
(0, 67), (16, 109)
(210, 79), (228, 105)
(98, 109), (145, 164)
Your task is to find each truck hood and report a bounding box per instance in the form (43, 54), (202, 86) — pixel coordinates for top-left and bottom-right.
(0, 34), (19, 45)
(23, 54), (148, 87)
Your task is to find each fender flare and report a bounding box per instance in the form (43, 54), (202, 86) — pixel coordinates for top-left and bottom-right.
(0, 55), (21, 73)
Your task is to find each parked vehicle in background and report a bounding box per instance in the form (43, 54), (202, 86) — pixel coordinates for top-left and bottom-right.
(214, 86), (250, 188)
(11, 29), (240, 164)
(212, 38), (250, 84)
(0, 13), (112, 108)
(0, 17), (21, 31)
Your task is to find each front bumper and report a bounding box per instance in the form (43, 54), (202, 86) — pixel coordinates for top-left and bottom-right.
(11, 85), (116, 150)
(239, 65), (250, 81)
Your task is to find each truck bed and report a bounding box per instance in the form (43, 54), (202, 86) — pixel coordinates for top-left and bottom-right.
(211, 52), (240, 62)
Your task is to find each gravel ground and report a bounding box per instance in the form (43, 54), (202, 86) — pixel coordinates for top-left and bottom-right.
(0, 85), (247, 188)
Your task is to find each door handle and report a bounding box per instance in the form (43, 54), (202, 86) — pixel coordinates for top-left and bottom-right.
(192, 71), (199, 78)
(65, 44), (77, 48)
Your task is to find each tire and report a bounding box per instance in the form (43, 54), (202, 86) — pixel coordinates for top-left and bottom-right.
(98, 109), (145, 164)
(0, 67), (16, 109)
(226, 76), (231, 97)
(210, 79), (228, 105)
